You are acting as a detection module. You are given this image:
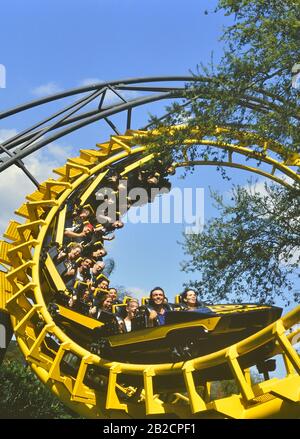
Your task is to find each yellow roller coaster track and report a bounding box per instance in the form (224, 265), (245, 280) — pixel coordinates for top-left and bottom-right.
(0, 126), (300, 419)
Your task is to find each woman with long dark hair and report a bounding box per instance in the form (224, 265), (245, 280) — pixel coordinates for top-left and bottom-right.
(180, 289), (200, 310)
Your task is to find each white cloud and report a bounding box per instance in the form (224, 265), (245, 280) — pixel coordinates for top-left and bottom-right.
(0, 130), (75, 234)
(79, 78), (104, 87)
(32, 82), (62, 97)
(280, 249), (300, 266)
(0, 129), (18, 143)
(243, 175), (296, 197)
(105, 89), (139, 106)
(30, 141), (76, 169)
(79, 78), (139, 107)
(239, 178), (299, 268)
(244, 178), (269, 196)
(126, 287), (148, 300)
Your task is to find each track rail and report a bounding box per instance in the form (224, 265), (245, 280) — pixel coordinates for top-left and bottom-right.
(0, 127), (299, 418)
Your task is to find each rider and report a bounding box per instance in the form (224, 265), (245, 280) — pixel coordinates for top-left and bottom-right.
(180, 288), (200, 310)
(89, 293), (113, 319)
(123, 299), (139, 332)
(147, 286), (170, 326)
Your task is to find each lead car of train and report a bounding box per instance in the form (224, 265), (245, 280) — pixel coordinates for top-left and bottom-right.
(49, 292), (282, 367)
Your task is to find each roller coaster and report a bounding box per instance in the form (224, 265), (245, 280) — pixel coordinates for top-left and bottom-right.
(0, 77), (299, 419)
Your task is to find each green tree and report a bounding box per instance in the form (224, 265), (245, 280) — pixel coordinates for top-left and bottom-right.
(146, 0), (299, 159)
(181, 182), (300, 305)
(0, 361), (78, 418)
(0, 342), (79, 419)
(143, 0), (300, 304)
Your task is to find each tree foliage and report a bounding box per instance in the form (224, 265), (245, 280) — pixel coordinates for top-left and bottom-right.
(141, 0), (300, 304)
(145, 0), (300, 160)
(0, 346), (78, 419)
(181, 183), (300, 305)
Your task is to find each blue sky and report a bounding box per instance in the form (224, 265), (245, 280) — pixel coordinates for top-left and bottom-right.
(0, 0), (298, 312)
(0, 0), (227, 106)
